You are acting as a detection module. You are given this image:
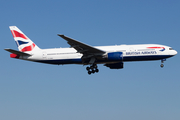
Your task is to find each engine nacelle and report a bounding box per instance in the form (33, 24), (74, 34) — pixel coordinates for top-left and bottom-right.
(104, 62), (124, 69)
(106, 52), (123, 61)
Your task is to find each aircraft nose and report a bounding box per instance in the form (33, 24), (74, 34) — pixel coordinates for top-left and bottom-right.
(174, 50), (178, 55)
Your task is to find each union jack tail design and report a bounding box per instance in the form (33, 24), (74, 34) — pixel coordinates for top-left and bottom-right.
(9, 26), (40, 52)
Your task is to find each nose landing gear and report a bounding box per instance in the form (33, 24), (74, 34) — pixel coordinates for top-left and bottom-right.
(86, 64), (99, 75)
(160, 59), (166, 68)
(160, 63), (164, 68)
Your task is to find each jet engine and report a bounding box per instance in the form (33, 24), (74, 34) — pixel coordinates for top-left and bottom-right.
(104, 62), (124, 69)
(104, 52), (123, 61)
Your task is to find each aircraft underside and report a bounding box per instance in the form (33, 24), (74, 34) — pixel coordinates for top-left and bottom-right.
(34, 55), (173, 65)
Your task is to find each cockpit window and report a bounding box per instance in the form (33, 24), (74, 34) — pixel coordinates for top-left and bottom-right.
(169, 48), (173, 50)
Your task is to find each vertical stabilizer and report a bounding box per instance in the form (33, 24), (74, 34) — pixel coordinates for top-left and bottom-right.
(9, 26), (40, 52)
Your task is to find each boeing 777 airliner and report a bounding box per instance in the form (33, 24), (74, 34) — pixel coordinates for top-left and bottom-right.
(5, 26), (177, 74)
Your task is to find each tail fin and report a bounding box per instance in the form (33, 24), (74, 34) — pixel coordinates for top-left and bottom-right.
(9, 26), (40, 52)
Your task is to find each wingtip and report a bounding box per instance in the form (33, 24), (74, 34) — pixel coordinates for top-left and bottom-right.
(57, 34), (64, 37)
(4, 48), (10, 51)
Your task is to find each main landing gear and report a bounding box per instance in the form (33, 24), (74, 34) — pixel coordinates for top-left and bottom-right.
(86, 64), (99, 75)
(160, 59), (166, 68)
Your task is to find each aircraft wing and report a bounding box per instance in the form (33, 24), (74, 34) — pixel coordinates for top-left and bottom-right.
(4, 48), (31, 56)
(58, 34), (105, 55)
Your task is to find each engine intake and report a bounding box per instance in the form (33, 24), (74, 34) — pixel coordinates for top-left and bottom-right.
(107, 52), (123, 61)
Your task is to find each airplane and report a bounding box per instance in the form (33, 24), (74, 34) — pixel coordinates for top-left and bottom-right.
(5, 26), (177, 75)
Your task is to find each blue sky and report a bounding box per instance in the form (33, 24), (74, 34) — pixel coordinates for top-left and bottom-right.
(1, 0), (180, 120)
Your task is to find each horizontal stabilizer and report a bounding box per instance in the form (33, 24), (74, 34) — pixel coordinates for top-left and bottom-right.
(4, 48), (31, 56)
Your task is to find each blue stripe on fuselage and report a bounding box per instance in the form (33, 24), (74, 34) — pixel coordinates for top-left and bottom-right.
(35, 58), (82, 65)
(123, 55), (173, 61)
(34, 55), (173, 65)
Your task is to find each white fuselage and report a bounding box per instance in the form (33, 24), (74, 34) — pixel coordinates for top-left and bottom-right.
(20, 44), (177, 65)
(6, 26), (178, 74)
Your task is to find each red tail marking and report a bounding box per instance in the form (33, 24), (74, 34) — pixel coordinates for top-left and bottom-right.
(10, 53), (20, 58)
(21, 43), (35, 52)
(11, 30), (28, 40)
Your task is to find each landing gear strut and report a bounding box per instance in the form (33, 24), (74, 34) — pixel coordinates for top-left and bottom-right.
(160, 59), (166, 68)
(86, 64), (99, 75)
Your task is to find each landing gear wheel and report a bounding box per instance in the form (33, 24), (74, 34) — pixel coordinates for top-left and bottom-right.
(88, 71), (91, 75)
(160, 64), (164, 68)
(86, 64), (99, 75)
(160, 59), (166, 68)
(95, 69), (99, 73)
(86, 67), (90, 71)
